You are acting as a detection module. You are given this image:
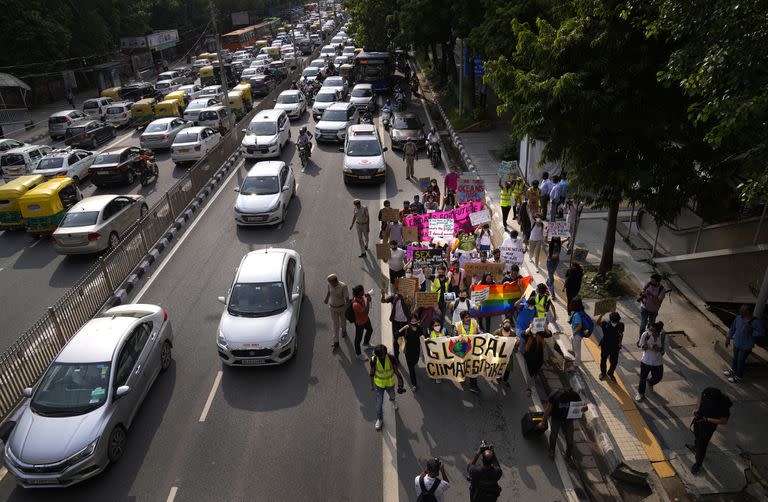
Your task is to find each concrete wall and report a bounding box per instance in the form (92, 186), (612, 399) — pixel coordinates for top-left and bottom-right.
(519, 135), (564, 184)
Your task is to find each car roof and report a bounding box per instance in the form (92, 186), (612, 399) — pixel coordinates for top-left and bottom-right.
(99, 146), (133, 154)
(183, 126), (207, 133)
(348, 124), (378, 137)
(69, 194), (129, 211)
(394, 111), (419, 119)
(236, 249), (287, 283)
(51, 110), (80, 117)
(83, 98), (105, 103)
(201, 105), (225, 112)
(5, 145), (48, 154)
(57, 316), (136, 363)
(246, 160), (285, 176)
(189, 98), (214, 105)
(251, 109), (285, 121)
(326, 102), (352, 111)
(157, 79), (173, 84)
(43, 148), (80, 158)
(149, 117), (176, 125)
(353, 83), (373, 90)
(202, 85), (222, 90)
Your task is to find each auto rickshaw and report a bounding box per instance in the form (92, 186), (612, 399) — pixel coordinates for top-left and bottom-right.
(164, 90), (189, 109)
(201, 52), (219, 63)
(265, 46), (281, 61)
(0, 174), (46, 229)
(227, 91), (247, 121)
(18, 177), (82, 235)
(354, 47), (363, 56)
(338, 63), (354, 81)
(255, 40), (268, 50)
(130, 98), (157, 129)
(200, 65), (217, 87)
(100, 86), (122, 100)
(154, 99), (182, 118)
(233, 83), (253, 109)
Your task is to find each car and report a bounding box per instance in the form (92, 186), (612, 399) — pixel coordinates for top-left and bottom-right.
(48, 110), (89, 140)
(192, 59), (209, 69)
(82, 98), (114, 120)
(104, 102), (133, 128)
(322, 76), (348, 98)
(342, 46), (356, 57)
(240, 109), (291, 159)
(320, 44), (338, 58)
(178, 84), (202, 100)
(240, 68), (262, 82)
(333, 55), (349, 67)
(309, 34), (322, 46)
(274, 90), (307, 119)
(183, 98), (220, 123)
(233, 161), (296, 226)
(64, 120), (115, 149)
(3, 304), (172, 488)
(342, 124), (388, 184)
(0, 145), (52, 180)
(349, 83), (376, 112)
(315, 102), (359, 142)
(301, 67), (322, 82)
(34, 148), (95, 183)
(140, 117), (192, 150)
(119, 82), (161, 102)
(248, 74), (277, 96)
(330, 36), (345, 46)
(0, 138), (26, 152)
(389, 111), (426, 150)
(197, 105), (235, 134)
(88, 146), (144, 187)
(216, 248), (304, 366)
(309, 58), (328, 71)
(198, 85), (225, 101)
(170, 126), (221, 166)
(154, 78), (184, 94)
(53, 194), (148, 254)
(157, 70), (182, 82)
(312, 89), (341, 120)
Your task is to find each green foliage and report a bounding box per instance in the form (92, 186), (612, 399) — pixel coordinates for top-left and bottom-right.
(343, 0), (398, 50)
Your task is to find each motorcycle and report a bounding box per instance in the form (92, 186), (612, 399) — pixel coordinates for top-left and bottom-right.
(360, 112), (374, 125)
(427, 140), (440, 168)
(382, 108), (392, 131)
(394, 92), (407, 112)
(297, 143), (310, 169)
(135, 155), (159, 186)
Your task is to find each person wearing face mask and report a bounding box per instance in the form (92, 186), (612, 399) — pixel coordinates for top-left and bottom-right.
(596, 311), (624, 381)
(498, 177), (513, 231)
(428, 265), (450, 319)
(381, 288), (412, 361)
(454, 311), (482, 394)
(527, 180), (541, 215)
(513, 296), (538, 354)
(386, 239), (407, 286)
(528, 214), (545, 269)
(398, 314), (425, 391)
(449, 289), (474, 326)
(493, 318), (516, 387)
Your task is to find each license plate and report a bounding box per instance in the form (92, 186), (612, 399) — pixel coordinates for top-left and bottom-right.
(240, 359), (267, 365)
(26, 479), (58, 485)
(179, 148), (190, 153)
(359, 175), (371, 180)
(245, 216), (266, 222)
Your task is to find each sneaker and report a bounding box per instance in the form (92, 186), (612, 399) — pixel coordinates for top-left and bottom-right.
(411, 386), (417, 392)
(723, 368), (734, 377)
(356, 353), (369, 361)
(635, 393), (645, 402)
(598, 373), (606, 381)
(691, 463), (701, 475)
(375, 419), (382, 430)
(362, 342), (372, 349)
(728, 376), (742, 383)
(608, 374), (617, 382)
(331, 342), (339, 351)
(358, 253), (366, 258)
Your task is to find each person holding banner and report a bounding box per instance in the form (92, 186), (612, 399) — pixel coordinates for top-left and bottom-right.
(410, 194), (425, 215)
(388, 240), (407, 285)
(378, 200), (392, 240)
(369, 345), (405, 431)
(381, 288), (412, 361)
(477, 273), (496, 333)
(492, 318), (516, 388)
(455, 311), (482, 394)
(398, 314), (424, 391)
(475, 224), (493, 253)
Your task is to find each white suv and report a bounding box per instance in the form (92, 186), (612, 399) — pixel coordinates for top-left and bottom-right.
(241, 109), (291, 159)
(342, 124), (387, 184)
(315, 103), (359, 143)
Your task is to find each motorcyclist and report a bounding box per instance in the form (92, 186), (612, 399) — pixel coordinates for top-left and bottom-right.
(291, 80), (299, 90)
(426, 127), (440, 161)
(382, 99), (394, 114)
(394, 88), (406, 109)
(362, 109), (374, 124)
(297, 125), (313, 158)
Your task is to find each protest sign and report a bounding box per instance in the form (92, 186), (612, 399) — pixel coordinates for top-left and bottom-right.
(457, 178), (485, 204)
(428, 218), (455, 241)
(395, 277), (418, 300)
(531, 317), (547, 333)
(456, 233), (477, 252)
(463, 261), (505, 280)
(469, 209), (491, 227)
(419, 177), (431, 192)
(415, 292), (439, 308)
(471, 286), (490, 304)
(402, 226), (419, 243)
(411, 248), (444, 268)
(380, 207), (400, 223)
(402, 202), (484, 241)
(376, 243), (391, 261)
(499, 244), (524, 268)
(573, 247), (589, 264)
(567, 401), (586, 420)
(547, 221), (571, 238)
(452, 201), (484, 233)
(421, 334), (515, 382)
(593, 298), (617, 316)
(498, 160), (513, 179)
(406, 245), (429, 259)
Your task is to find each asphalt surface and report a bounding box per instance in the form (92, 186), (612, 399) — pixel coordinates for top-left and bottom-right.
(0, 90), (569, 501)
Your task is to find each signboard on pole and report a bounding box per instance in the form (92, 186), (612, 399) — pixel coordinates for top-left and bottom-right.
(572, 248), (589, 264)
(146, 30), (179, 50)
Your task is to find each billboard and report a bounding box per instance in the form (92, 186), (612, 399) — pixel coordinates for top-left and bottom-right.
(147, 30), (179, 50)
(231, 11), (250, 26)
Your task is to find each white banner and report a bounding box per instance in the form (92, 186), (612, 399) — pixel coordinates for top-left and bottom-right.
(499, 245), (524, 268)
(422, 334), (515, 382)
(428, 218), (454, 241)
(469, 209), (491, 227)
(471, 285), (489, 304)
(547, 221), (571, 238)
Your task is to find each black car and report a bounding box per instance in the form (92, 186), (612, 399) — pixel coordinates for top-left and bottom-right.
(119, 82), (162, 102)
(248, 74), (277, 96)
(88, 146), (144, 187)
(64, 120), (116, 149)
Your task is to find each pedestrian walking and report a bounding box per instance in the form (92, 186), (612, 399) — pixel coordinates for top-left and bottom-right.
(351, 285), (373, 361)
(454, 311), (481, 393)
(540, 388), (583, 460)
(687, 387), (731, 474)
(381, 288), (412, 360)
(531, 283), (557, 321)
(539, 172), (553, 220)
(724, 304), (765, 383)
(569, 297), (591, 368)
(324, 274), (349, 350)
(399, 314), (424, 391)
(511, 176), (525, 220)
(526, 180), (541, 216)
(475, 224), (493, 253)
(493, 318), (516, 387)
(545, 237), (562, 301)
(549, 175), (562, 222)
(596, 311), (623, 381)
(428, 265), (450, 318)
(637, 273), (666, 344)
(528, 216), (545, 269)
(563, 262), (584, 314)
(65, 87), (75, 108)
(635, 322), (666, 401)
(387, 240), (407, 285)
(519, 201), (532, 243)
(415, 457), (450, 502)
(467, 447), (503, 502)
(349, 199), (370, 258)
(378, 199), (392, 240)
(498, 178), (513, 231)
(369, 344), (404, 431)
(403, 138), (418, 179)
(522, 323), (547, 396)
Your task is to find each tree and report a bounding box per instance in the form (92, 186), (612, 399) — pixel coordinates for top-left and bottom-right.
(343, 0), (398, 50)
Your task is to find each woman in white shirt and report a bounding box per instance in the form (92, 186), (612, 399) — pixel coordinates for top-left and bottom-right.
(528, 215), (545, 269)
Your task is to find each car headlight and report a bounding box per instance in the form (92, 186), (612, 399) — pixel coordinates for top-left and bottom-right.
(61, 439), (98, 469)
(217, 330), (228, 349)
(276, 328), (292, 347)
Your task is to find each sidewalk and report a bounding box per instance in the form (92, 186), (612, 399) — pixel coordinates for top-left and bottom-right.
(455, 124), (768, 499)
(2, 90), (96, 145)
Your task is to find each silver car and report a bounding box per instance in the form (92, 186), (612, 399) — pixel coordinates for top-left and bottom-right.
(233, 161), (296, 226)
(52, 194), (147, 254)
(48, 110), (88, 140)
(140, 117), (192, 150)
(4, 304), (173, 488)
(34, 148), (95, 183)
(183, 98), (219, 123)
(216, 248), (304, 366)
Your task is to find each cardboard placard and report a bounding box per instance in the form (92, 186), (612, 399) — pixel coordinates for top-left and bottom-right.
(593, 298), (617, 317)
(498, 160), (514, 179)
(463, 261), (505, 280)
(469, 209), (491, 227)
(531, 317), (547, 333)
(428, 218), (455, 241)
(411, 248), (444, 268)
(380, 207), (401, 223)
(457, 178), (485, 204)
(422, 334), (515, 382)
(471, 286), (490, 304)
(419, 177), (431, 192)
(573, 247), (589, 264)
(415, 291), (439, 308)
(547, 221), (571, 238)
(402, 226), (419, 243)
(395, 277), (418, 299)
(567, 401), (586, 419)
(376, 243), (391, 261)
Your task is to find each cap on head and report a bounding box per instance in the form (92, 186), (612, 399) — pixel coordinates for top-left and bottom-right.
(327, 273), (338, 282)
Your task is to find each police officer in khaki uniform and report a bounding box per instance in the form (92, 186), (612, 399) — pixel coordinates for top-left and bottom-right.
(349, 199), (370, 257)
(403, 139), (418, 179)
(324, 274), (349, 350)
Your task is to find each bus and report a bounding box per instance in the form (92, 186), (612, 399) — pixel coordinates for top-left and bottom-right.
(222, 26), (257, 51)
(353, 52), (394, 93)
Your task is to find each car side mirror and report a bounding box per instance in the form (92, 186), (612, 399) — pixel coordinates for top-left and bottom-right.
(382, 147), (389, 152)
(282, 185), (289, 192)
(338, 146), (344, 152)
(115, 385), (131, 399)
(22, 387), (33, 398)
(233, 187), (240, 192)
(217, 296), (226, 304)
(241, 128), (246, 133)
(292, 292), (301, 302)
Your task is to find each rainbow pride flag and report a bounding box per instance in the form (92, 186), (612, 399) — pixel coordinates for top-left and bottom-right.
(470, 277), (532, 317)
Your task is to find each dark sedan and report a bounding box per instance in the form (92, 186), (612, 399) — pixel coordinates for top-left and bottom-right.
(88, 146), (144, 187)
(248, 74), (277, 96)
(64, 120), (116, 149)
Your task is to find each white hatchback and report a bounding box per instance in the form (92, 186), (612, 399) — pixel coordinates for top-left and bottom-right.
(342, 124), (387, 184)
(233, 161), (296, 226)
(170, 126), (221, 165)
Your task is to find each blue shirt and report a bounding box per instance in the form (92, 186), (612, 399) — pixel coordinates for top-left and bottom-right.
(728, 315), (765, 350)
(540, 179), (554, 198)
(516, 301), (537, 354)
(558, 179), (568, 198)
(571, 311), (584, 335)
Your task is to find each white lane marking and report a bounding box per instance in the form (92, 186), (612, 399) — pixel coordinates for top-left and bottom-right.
(0, 467), (7, 482)
(166, 486), (178, 502)
(133, 158), (244, 301)
(199, 370), (223, 423)
(29, 238), (46, 248)
(0, 267), (4, 273)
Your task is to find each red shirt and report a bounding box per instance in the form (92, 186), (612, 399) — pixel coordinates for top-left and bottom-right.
(352, 295), (370, 325)
(444, 172), (459, 193)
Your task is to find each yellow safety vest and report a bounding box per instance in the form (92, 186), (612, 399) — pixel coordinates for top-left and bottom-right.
(429, 328), (444, 339)
(454, 320), (478, 335)
(535, 293), (550, 318)
(511, 179), (524, 197)
(373, 356), (395, 388)
(430, 277), (448, 302)
(500, 187), (512, 208)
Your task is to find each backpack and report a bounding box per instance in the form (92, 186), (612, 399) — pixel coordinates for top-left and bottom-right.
(417, 475), (440, 502)
(344, 300), (357, 323)
(580, 312), (594, 338)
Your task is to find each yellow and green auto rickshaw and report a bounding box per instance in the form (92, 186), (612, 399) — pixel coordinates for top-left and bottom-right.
(164, 90), (189, 109)
(100, 87), (122, 100)
(200, 65), (217, 87)
(154, 99), (182, 118)
(338, 63), (354, 81)
(227, 91), (247, 121)
(265, 46), (281, 61)
(0, 174), (46, 229)
(232, 83), (253, 109)
(201, 52), (219, 63)
(255, 40), (268, 50)
(18, 177), (82, 235)
(130, 98), (157, 129)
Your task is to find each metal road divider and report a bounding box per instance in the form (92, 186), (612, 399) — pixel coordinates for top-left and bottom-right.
(0, 53), (316, 422)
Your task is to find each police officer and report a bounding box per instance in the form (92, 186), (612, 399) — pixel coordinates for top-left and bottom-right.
(349, 199), (370, 258)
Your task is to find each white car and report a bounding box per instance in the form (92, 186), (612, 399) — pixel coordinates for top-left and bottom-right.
(170, 126), (221, 165)
(216, 248), (304, 366)
(322, 76), (348, 98)
(240, 68), (263, 81)
(34, 148), (95, 183)
(104, 102), (133, 128)
(233, 161), (296, 226)
(183, 98), (220, 123)
(342, 124), (387, 184)
(320, 44), (337, 58)
(192, 59), (209, 69)
(0, 138), (27, 152)
(155, 79), (182, 94)
(312, 89), (341, 120)
(274, 90), (307, 119)
(240, 109), (291, 159)
(178, 84), (202, 100)
(350, 83), (376, 112)
(301, 67), (321, 82)
(315, 102), (359, 143)
(82, 98), (113, 121)
(342, 46), (356, 58)
(199, 85), (225, 100)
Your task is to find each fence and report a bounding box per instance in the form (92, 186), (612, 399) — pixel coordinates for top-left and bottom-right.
(0, 54), (315, 422)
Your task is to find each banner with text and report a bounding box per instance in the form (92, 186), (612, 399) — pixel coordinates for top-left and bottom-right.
(422, 334), (515, 382)
(457, 178), (486, 204)
(403, 201), (484, 242)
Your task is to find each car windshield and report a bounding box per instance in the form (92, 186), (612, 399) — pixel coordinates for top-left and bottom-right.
(93, 153), (121, 165)
(36, 157), (64, 170)
(175, 131), (200, 143)
(325, 77), (343, 87)
(228, 282), (287, 316)
(394, 116), (422, 130)
(146, 122), (169, 133)
(199, 111), (220, 121)
(68, 126), (86, 135)
(187, 101), (207, 110)
(106, 106), (125, 114)
(83, 101), (99, 109)
(247, 121), (276, 135)
(277, 94), (299, 104)
(347, 138), (382, 157)
(316, 93), (336, 103)
(30, 362), (111, 417)
(352, 88), (372, 98)
(156, 82), (170, 88)
(201, 88), (219, 95)
(303, 68), (319, 76)
(0, 154), (25, 167)
(59, 211), (99, 227)
(49, 116), (69, 124)
(240, 175), (279, 195)
(322, 109), (348, 122)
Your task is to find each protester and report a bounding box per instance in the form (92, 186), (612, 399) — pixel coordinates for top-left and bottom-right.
(539, 172), (553, 220)
(449, 289), (474, 326)
(540, 387), (583, 460)
(454, 311), (481, 393)
(637, 273), (666, 344)
(324, 274), (349, 350)
(569, 297), (588, 368)
(519, 200), (532, 244)
(498, 178), (513, 231)
(424, 194), (439, 212)
(478, 273), (495, 333)
(444, 169), (459, 195)
(400, 200), (413, 220)
(475, 223), (493, 253)
(410, 194), (426, 214)
(511, 176), (525, 220)
(635, 322), (666, 401)
(514, 297), (537, 353)
(724, 304), (766, 383)
(428, 265), (451, 318)
(387, 240), (407, 285)
(369, 344), (404, 431)
(403, 138), (418, 179)
(596, 311), (623, 381)
(378, 200), (392, 240)
(687, 387), (731, 474)
(426, 178), (441, 200)
(563, 262), (584, 314)
(527, 180), (541, 216)
(351, 285), (373, 361)
(399, 314), (424, 391)
(528, 215), (545, 269)
(381, 288), (412, 360)
(545, 236), (562, 301)
(387, 219), (403, 246)
(493, 318), (516, 387)
(415, 458), (450, 502)
(522, 324), (546, 396)
(531, 283), (557, 321)
(466, 447), (503, 502)
(349, 199), (370, 258)
(408, 262), (428, 292)
(441, 189), (457, 211)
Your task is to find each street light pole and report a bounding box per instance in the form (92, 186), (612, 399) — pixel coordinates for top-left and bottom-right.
(208, 0), (233, 118)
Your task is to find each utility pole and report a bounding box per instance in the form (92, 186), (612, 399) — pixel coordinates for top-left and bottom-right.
(208, 0), (233, 118)
(458, 39), (463, 118)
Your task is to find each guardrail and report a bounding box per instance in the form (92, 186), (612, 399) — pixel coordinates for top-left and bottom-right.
(0, 53), (315, 422)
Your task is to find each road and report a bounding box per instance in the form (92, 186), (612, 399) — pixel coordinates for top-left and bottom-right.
(0, 90), (570, 500)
